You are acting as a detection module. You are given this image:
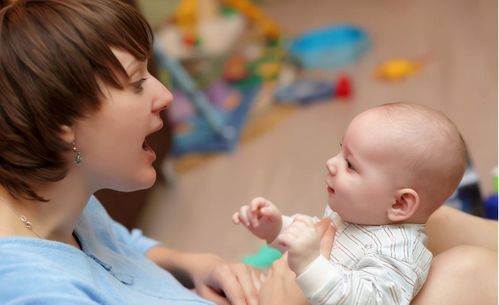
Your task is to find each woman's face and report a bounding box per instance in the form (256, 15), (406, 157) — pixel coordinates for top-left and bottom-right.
(74, 48), (172, 193)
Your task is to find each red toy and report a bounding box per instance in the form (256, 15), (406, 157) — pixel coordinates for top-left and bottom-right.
(336, 74), (351, 99)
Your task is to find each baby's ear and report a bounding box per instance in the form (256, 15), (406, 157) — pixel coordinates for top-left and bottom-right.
(387, 188), (419, 222)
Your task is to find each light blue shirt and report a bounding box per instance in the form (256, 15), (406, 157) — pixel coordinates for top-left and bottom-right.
(0, 196), (214, 305)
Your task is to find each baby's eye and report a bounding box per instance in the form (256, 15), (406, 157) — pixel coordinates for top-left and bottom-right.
(131, 78), (148, 92)
(346, 159), (355, 170)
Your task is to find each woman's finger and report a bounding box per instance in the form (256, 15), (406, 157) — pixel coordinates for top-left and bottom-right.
(231, 263), (259, 305)
(317, 218), (336, 257)
(210, 263), (259, 305)
(197, 285), (231, 305)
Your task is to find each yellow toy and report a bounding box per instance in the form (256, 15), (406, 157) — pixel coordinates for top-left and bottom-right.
(375, 58), (421, 80)
(171, 0), (198, 42)
(222, 0), (281, 39)
(172, 0), (281, 41)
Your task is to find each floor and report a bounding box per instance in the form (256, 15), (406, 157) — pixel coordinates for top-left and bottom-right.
(138, 0), (497, 262)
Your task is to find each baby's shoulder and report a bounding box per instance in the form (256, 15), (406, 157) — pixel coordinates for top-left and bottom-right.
(345, 223), (428, 260)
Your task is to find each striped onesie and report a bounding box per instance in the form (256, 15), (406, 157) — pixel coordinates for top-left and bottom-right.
(275, 206), (432, 305)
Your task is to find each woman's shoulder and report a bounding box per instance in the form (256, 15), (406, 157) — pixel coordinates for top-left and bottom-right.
(0, 237), (89, 272)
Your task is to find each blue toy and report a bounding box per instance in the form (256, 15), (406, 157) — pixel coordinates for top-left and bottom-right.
(288, 24), (370, 70)
(484, 193), (498, 219)
(274, 79), (334, 105)
(242, 244), (282, 269)
(484, 167), (498, 219)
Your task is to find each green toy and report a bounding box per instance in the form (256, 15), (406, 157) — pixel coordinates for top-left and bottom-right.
(493, 167), (498, 193)
(242, 244), (282, 269)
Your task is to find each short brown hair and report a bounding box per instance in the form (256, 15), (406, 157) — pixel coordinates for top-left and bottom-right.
(0, 0), (153, 201)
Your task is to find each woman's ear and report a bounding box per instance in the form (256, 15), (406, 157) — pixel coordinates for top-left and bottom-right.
(59, 125), (75, 144)
(387, 188), (420, 222)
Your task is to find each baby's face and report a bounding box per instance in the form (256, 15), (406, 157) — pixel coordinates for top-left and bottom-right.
(324, 111), (410, 225)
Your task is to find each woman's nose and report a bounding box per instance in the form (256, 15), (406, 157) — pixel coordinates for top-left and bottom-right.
(153, 79), (173, 113)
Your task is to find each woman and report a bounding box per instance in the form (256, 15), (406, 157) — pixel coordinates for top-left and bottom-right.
(0, 1), (261, 304)
(1, 1), (496, 305)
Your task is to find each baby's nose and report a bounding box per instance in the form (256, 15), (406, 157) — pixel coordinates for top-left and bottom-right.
(326, 159), (337, 175)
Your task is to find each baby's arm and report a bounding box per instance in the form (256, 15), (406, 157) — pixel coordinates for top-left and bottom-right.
(294, 254), (424, 305)
(232, 197), (283, 243)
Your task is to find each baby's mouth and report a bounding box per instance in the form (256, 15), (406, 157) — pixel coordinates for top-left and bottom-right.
(327, 186), (335, 195)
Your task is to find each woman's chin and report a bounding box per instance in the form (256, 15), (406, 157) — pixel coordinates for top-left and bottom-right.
(116, 170), (157, 192)
(136, 171), (157, 190)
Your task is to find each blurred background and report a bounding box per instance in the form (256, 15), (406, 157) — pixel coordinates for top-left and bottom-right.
(100, 0), (498, 263)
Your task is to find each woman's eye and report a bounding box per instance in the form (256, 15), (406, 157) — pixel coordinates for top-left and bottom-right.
(131, 78), (148, 92)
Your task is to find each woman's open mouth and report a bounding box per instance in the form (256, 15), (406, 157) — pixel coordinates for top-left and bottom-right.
(142, 138), (150, 151)
(142, 138), (156, 161)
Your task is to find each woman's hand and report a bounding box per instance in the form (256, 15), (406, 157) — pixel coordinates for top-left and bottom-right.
(147, 247), (263, 305)
(259, 254), (309, 305)
(189, 253), (263, 305)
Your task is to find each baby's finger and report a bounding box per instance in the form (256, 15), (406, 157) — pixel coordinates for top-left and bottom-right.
(260, 206), (278, 220)
(276, 231), (296, 249)
(292, 214), (314, 225)
(238, 206), (251, 227)
(287, 220), (312, 234)
(232, 212), (241, 224)
(250, 197), (268, 212)
(248, 209), (262, 227)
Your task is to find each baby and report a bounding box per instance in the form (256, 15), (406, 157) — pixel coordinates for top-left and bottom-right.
(233, 103), (467, 305)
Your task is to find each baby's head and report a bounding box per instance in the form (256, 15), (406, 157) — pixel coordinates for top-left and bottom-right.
(325, 102), (466, 225)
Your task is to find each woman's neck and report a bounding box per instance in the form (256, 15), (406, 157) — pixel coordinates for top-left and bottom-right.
(0, 173), (91, 248)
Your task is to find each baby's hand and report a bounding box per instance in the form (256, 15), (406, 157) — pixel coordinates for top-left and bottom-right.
(232, 197), (283, 243)
(275, 215), (322, 275)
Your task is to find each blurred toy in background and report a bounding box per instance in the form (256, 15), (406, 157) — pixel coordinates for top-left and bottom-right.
(171, 0), (198, 45)
(274, 73), (352, 105)
(271, 24), (368, 105)
(225, 44), (286, 91)
(153, 0), (287, 156)
(243, 244), (282, 269)
(274, 79), (335, 105)
(445, 160), (485, 217)
(157, 0), (245, 59)
(287, 24), (370, 70)
(484, 167), (498, 219)
(223, 53), (249, 82)
(153, 2), (373, 157)
(165, 77), (258, 156)
(154, 47), (235, 141)
(223, 0), (281, 39)
(335, 74), (352, 99)
(375, 58), (422, 80)
(159, 0), (281, 60)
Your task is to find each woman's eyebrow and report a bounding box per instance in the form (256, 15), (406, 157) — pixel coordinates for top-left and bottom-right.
(124, 59), (142, 76)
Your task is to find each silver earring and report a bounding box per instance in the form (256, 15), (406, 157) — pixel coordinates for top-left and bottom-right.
(72, 142), (82, 165)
